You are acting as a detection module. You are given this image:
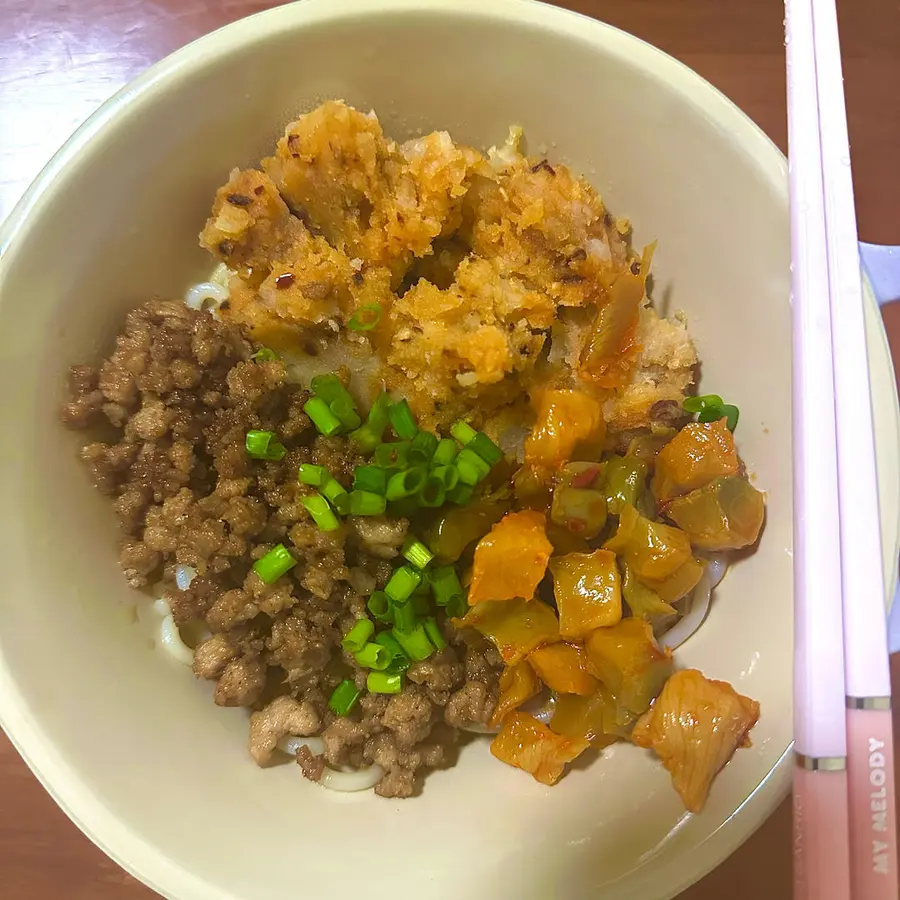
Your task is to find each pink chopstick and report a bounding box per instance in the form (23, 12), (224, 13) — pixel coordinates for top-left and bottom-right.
(786, 0), (851, 896)
(786, 1), (899, 898)
(810, 0), (899, 895)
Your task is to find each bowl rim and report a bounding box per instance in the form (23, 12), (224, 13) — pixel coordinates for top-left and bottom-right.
(0, 1), (896, 898)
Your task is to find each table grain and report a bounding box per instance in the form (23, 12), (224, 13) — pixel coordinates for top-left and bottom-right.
(1, 1), (899, 898)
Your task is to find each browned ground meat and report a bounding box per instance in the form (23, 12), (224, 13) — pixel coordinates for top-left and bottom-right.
(63, 300), (501, 797)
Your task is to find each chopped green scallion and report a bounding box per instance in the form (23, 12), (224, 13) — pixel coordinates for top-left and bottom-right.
(430, 565), (465, 609)
(310, 373), (352, 404)
(252, 543), (297, 583)
(699, 403), (740, 431)
(347, 302), (383, 331)
(374, 441), (412, 469)
(329, 396), (362, 430)
(374, 631), (407, 662)
(450, 420), (478, 446)
(367, 391), (393, 427)
(298, 464), (329, 487)
(388, 399), (418, 440)
(350, 394), (392, 451)
(409, 430), (439, 465)
(341, 618), (375, 653)
(349, 424), (381, 453)
(432, 438), (459, 467)
(469, 432), (503, 466)
(354, 642), (392, 670)
(252, 347), (278, 362)
(418, 476), (447, 508)
(349, 490), (387, 517)
(402, 538), (434, 570)
(683, 394), (739, 432)
(386, 467), (427, 501)
(303, 397), (342, 437)
(301, 493), (341, 531)
(423, 617), (447, 651)
(392, 599), (417, 633)
(683, 394), (723, 413)
(387, 655), (412, 675)
(392, 624), (434, 662)
(328, 679), (361, 717)
(447, 483), (475, 506)
(245, 430), (287, 461)
(385, 565), (422, 604)
(367, 671), (404, 694)
(430, 465), (459, 491)
(321, 477), (350, 516)
(367, 590), (393, 624)
(455, 448), (491, 485)
(353, 465), (389, 495)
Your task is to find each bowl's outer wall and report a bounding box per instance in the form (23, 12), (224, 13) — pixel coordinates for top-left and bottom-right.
(0, 2), (897, 900)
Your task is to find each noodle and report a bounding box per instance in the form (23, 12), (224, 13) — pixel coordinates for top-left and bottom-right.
(277, 736), (385, 792)
(659, 567), (712, 651)
(157, 607), (195, 666)
(184, 281), (229, 312)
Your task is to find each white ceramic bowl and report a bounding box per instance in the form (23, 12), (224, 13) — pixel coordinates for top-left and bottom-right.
(1, 2), (898, 898)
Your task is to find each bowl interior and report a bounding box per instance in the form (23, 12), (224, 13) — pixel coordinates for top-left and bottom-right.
(0, 2), (896, 899)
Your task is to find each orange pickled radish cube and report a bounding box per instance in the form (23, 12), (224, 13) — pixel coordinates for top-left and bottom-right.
(524, 389), (606, 470)
(604, 504), (693, 583)
(469, 510), (553, 604)
(585, 617), (673, 721)
(490, 711), (590, 785)
(632, 669), (760, 812)
(454, 597), (559, 666)
(665, 475), (765, 551)
(652, 419), (739, 503)
(642, 555), (703, 604)
(550, 549), (623, 638)
(550, 686), (629, 748)
(490, 661), (542, 728)
(528, 642), (599, 696)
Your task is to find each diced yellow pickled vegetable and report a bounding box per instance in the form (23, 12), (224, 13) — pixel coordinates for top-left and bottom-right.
(622, 564), (677, 620)
(652, 419), (739, 503)
(490, 711), (590, 785)
(585, 618), (672, 721)
(550, 686), (631, 748)
(545, 523), (592, 556)
(666, 476), (765, 551)
(528, 643), (599, 696)
(454, 597), (559, 665)
(604, 503), (693, 582)
(603, 454), (649, 515)
(469, 510), (553, 605)
(550, 549), (623, 638)
(632, 669), (760, 812)
(550, 487), (608, 539)
(643, 555), (703, 604)
(626, 430), (677, 470)
(524, 389), (606, 470)
(425, 498), (510, 563)
(490, 661), (542, 728)
(558, 461), (605, 490)
(578, 272), (645, 388)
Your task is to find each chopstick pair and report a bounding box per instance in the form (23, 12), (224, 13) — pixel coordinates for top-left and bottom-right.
(786, 1), (898, 899)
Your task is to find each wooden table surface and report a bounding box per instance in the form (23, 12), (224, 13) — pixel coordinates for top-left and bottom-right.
(1, 1), (899, 897)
